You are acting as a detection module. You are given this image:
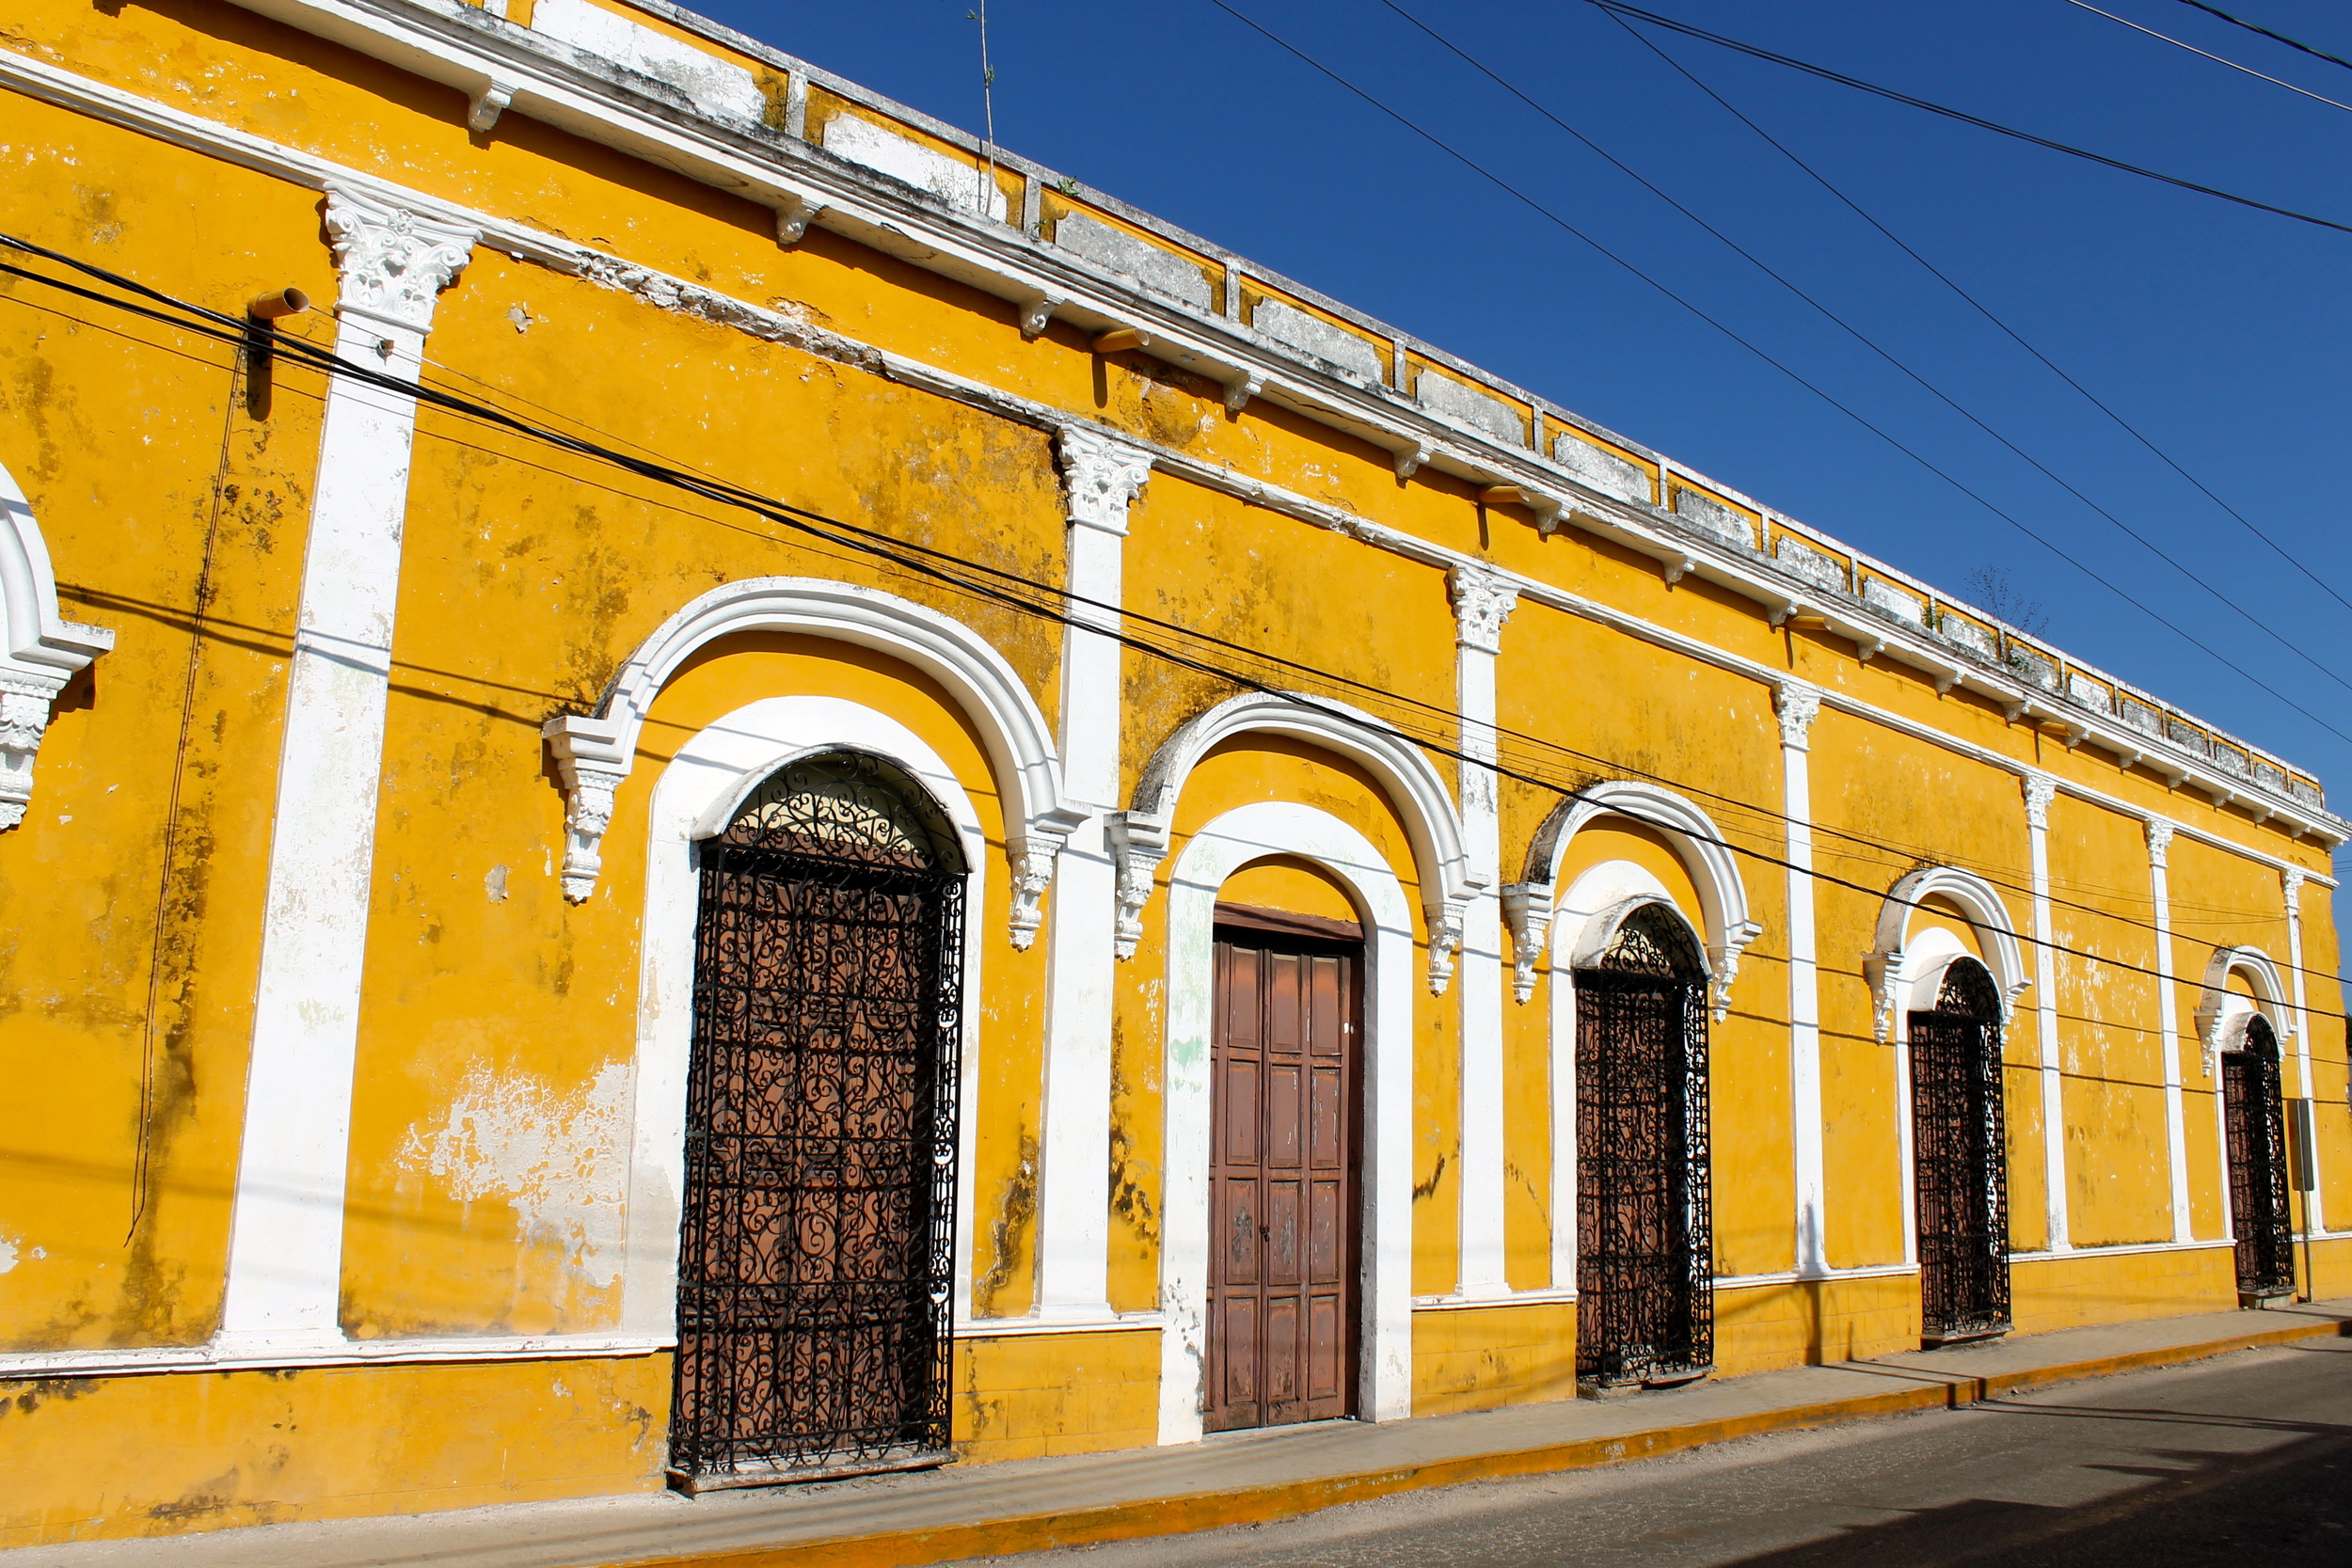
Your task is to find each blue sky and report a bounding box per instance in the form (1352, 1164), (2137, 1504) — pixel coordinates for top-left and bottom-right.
(691, 0), (2352, 861)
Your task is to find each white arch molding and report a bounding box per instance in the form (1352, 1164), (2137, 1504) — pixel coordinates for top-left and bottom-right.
(544, 578), (1083, 945)
(1862, 867), (2031, 1047)
(1500, 781), (1760, 1019)
(2194, 946), (2293, 1074)
(1108, 690), (1475, 992)
(0, 456), (112, 829)
(1157, 800), (1416, 1443)
(618, 694), (993, 1338)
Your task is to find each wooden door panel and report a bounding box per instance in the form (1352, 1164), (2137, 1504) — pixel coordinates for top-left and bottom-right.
(1208, 927), (1359, 1432)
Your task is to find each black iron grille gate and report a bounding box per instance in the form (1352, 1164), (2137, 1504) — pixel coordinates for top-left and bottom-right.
(673, 752), (966, 1488)
(2224, 1015), (2295, 1302)
(1575, 905), (1713, 1389)
(1908, 960), (2011, 1343)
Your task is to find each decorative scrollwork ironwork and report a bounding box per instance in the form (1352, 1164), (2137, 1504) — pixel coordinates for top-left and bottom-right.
(1910, 958), (2011, 1342)
(1575, 903), (1713, 1389)
(672, 751), (965, 1485)
(2225, 1015), (2295, 1301)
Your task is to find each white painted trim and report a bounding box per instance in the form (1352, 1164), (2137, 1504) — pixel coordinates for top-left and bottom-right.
(2008, 1238), (2233, 1261)
(957, 1314), (1165, 1338)
(1775, 681), (1827, 1280)
(1118, 690), (1474, 993)
(1157, 801), (1416, 1444)
(1864, 866), (2030, 1046)
(2196, 946), (2295, 1065)
(1450, 566), (1517, 1299)
(2146, 824), (2195, 1243)
(1033, 430), (1151, 1323)
(2282, 871), (2323, 1231)
(1519, 780), (1760, 1022)
(2023, 775), (2070, 1254)
(1412, 1288), (1577, 1310)
(1713, 1263), (1917, 1290)
(543, 578), (1081, 945)
(0, 1335), (663, 1382)
(618, 696), (991, 1339)
(0, 455), (113, 831)
(217, 189), (477, 1350)
(0, 40), (2336, 847)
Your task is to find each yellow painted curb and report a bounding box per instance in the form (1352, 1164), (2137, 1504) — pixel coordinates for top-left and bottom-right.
(617, 1314), (2350, 1568)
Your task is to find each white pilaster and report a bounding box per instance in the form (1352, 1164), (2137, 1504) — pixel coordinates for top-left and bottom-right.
(219, 188), (477, 1347)
(1032, 427), (1150, 1321)
(1774, 681), (1827, 1278)
(2284, 867), (2323, 1232)
(2023, 771), (2069, 1253)
(2146, 821), (2193, 1243)
(1449, 564), (1516, 1298)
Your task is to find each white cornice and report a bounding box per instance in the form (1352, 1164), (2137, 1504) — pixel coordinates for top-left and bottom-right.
(0, 41), (2336, 862)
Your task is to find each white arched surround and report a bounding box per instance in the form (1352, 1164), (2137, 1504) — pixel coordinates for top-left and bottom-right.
(1534, 858), (1706, 1294)
(1501, 782), (1760, 1019)
(544, 578), (1084, 945)
(1862, 867), (2031, 1047)
(1157, 800), (1416, 1444)
(0, 457), (112, 830)
(2194, 946), (2293, 1076)
(1109, 690), (1474, 992)
(618, 695), (993, 1340)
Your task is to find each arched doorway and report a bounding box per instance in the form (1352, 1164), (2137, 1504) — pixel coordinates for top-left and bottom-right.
(1909, 958), (2011, 1344)
(2224, 1014), (2295, 1306)
(670, 751), (968, 1488)
(1205, 895), (1364, 1432)
(1575, 902), (1713, 1392)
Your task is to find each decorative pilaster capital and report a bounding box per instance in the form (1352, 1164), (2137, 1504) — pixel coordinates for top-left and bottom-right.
(1447, 564), (1518, 655)
(1107, 811), (1170, 961)
(2284, 866), (2308, 909)
(1055, 426), (1153, 536)
(1007, 831), (1075, 951)
(2022, 770), (2058, 831)
(1773, 679), (1821, 751)
(0, 684), (56, 832)
(2145, 817), (2174, 865)
(1500, 882), (1553, 1004)
(1707, 919), (1764, 1022)
(1426, 901), (1466, 995)
(544, 716), (631, 903)
(323, 185), (480, 335)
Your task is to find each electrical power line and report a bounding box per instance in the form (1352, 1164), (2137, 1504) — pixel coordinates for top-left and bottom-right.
(2067, 0), (2352, 114)
(1, 230), (2342, 1012)
(1577, 0), (2352, 236)
(1200, 0), (2352, 747)
(2177, 0), (2352, 73)
(1375, 0), (2352, 711)
(1596, 7), (2352, 624)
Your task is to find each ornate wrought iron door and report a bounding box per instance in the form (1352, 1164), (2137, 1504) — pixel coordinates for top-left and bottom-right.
(1207, 927), (1360, 1433)
(1908, 960), (2011, 1343)
(1575, 905), (1713, 1389)
(2224, 1016), (2295, 1301)
(672, 752), (965, 1487)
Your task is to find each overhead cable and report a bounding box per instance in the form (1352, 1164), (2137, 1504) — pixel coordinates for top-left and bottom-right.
(1576, 0), (2352, 236)
(0, 230), (2341, 1006)
(2177, 0), (2352, 73)
(1200, 0), (2352, 746)
(2066, 0), (2352, 114)
(1375, 0), (2352, 705)
(1598, 7), (2352, 622)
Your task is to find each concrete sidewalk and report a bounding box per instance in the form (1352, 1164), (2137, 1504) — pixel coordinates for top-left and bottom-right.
(15, 1299), (2349, 1568)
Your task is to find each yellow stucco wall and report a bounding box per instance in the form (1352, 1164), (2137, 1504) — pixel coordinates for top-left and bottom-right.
(4, 0), (2348, 1546)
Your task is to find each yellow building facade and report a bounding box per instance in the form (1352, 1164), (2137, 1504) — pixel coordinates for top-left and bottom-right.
(0, 0), (2344, 1545)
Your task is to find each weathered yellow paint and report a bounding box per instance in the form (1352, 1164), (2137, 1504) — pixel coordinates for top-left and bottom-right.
(1410, 1303), (1577, 1415)
(4, 0), (2345, 1545)
(1217, 856), (1362, 924)
(955, 1330), (1160, 1465)
(0, 1355), (670, 1549)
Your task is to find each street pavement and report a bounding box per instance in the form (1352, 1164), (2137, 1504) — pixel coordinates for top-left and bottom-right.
(991, 1338), (2352, 1567)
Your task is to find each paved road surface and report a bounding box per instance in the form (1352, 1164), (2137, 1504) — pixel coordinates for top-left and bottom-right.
(994, 1338), (2352, 1567)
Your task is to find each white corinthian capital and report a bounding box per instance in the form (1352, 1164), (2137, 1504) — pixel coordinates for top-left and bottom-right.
(324, 185), (479, 334)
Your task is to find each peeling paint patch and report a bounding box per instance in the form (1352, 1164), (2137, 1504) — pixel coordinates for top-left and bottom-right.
(0, 1234), (17, 1274)
(397, 1061), (629, 1289)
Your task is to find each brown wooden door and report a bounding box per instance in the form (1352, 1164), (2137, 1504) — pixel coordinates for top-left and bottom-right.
(1208, 926), (1360, 1432)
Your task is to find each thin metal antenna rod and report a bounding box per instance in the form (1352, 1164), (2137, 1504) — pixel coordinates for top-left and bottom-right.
(974, 2), (999, 218)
